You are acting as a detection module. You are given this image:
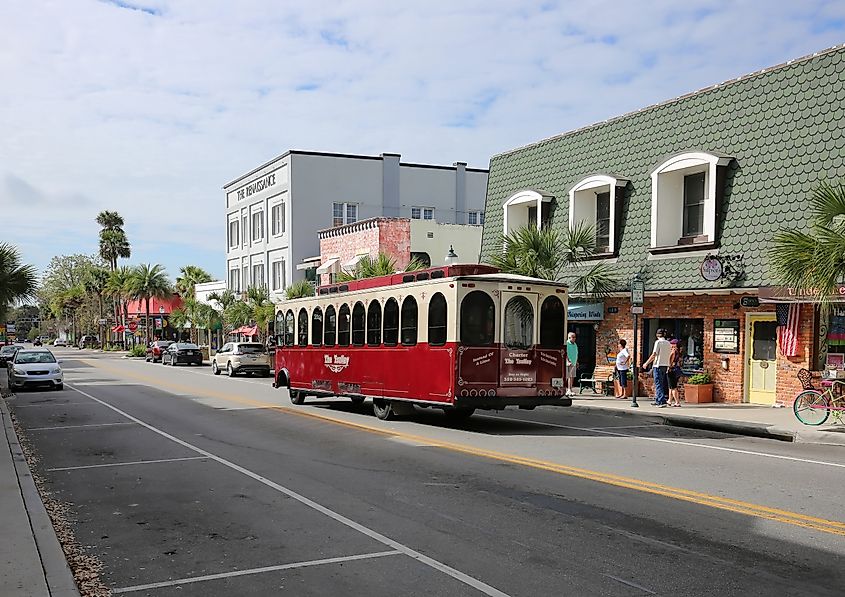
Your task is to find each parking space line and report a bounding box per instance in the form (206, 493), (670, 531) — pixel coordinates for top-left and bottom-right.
(29, 422), (136, 431)
(111, 550), (403, 594)
(47, 456), (207, 472)
(66, 383), (512, 597)
(13, 402), (91, 408)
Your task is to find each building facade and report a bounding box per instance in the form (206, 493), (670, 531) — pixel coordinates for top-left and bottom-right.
(481, 45), (845, 404)
(223, 151), (488, 302)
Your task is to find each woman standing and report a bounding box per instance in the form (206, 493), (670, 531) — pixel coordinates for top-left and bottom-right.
(667, 339), (683, 406)
(614, 339), (630, 398)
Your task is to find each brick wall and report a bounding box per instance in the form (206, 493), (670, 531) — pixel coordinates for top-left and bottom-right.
(593, 295), (815, 404)
(318, 218), (412, 285)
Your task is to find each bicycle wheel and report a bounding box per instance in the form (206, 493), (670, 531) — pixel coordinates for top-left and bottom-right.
(793, 390), (830, 426)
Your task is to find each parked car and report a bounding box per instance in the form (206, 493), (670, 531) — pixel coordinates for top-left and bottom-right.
(52, 338), (67, 347)
(78, 335), (99, 349)
(162, 343), (203, 366)
(8, 349), (63, 390)
(0, 344), (25, 365)
(33, 339), (42, 346)
(145, 340), (173, 363)
(211, 342), (270, 377)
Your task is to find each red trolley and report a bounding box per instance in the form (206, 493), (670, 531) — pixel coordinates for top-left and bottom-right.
(272, 265), (572, 420)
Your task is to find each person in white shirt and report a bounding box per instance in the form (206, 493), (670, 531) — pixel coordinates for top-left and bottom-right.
(614, 339), (630, 398)
(642, 328), (671, 407)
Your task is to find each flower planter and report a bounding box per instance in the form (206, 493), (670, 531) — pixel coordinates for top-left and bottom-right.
(684, 383), (713, 404)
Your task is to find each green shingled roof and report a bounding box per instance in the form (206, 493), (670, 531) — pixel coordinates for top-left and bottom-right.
(481, 45), (845, 292)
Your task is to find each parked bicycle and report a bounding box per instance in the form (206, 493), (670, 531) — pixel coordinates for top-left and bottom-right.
(793, 368), (845, 426)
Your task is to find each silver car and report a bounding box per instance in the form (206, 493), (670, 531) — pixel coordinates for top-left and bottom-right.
(9, 349), (64, 390)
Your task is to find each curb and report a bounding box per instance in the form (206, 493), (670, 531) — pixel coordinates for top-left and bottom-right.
(569, 402), (845, 446)
(0, 394), (80, 597)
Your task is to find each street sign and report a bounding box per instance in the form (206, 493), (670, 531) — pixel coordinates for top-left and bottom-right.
(128, 321), (138, 332)
(631, 306), (643, 314)
(631, 278), (644, 306)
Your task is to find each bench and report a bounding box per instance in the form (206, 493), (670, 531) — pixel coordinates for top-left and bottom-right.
(578, 373), (614, 395)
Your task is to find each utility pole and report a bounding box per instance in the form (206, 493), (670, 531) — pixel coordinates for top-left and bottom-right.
(631, 273), (644, 408)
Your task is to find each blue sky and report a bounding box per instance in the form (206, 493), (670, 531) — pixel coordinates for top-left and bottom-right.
(1, 0), (843, 282)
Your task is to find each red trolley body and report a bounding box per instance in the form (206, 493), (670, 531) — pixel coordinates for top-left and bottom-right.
(273, 265), (571, 419)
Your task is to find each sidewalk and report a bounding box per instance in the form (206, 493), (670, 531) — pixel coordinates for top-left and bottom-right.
(570, 392), (845, 446)
(0, 370), (79, 596)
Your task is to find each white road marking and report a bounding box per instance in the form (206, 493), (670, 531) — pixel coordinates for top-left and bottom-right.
(129, 359), (274, 388)
(602, 573), (656, 595)
(12, 402), (91, 408)
(481, 414), (845, 469)
(47, 456), (207, 472)
(67, 383), (511, 597)
(28, 422), (136, 431)
(111, 550), (402, 593)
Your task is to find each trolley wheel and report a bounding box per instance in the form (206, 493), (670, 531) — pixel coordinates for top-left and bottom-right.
(444, 407), (475, 421)
(290, 390), (306, 405)
(211, 361), (220, 375)
(373, 399), (394, 420)
(793, 390), (830, 426)
(350, 396), (365, 406)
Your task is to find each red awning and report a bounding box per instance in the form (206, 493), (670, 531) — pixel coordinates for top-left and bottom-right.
(111, 325), (126, 333)
(232, 325), (258, 336)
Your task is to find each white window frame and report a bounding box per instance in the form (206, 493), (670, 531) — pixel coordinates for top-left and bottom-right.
(229, 268), (240, 292)
(650, 151), (733, 249)
(251, 211), (264, 242)
(252, 263), (265, 289)
(241, 214), (248, 247)
(271, 260), (285, 291)
(271, 203), (285, 236)
(333, 202), (358, 227)
(568, 175), (628, 255)
(503, 190), (553, 235)
(468, 211), (485, 226)
(228, 220), (239, 248)
(412, 206), (435, 220)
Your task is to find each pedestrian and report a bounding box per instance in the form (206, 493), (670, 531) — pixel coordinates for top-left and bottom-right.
(667, 339), (683, 406)
(642, 328), (671, 407)
(614, 339), (630, 398)
(566, 331), (578, 396)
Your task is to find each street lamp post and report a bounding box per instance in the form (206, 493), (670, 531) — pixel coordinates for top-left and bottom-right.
(630, 273), (645, 408)
(445, 245), (459, 266)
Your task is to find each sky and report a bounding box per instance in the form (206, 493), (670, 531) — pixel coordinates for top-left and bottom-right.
(1, 0), (843, 281)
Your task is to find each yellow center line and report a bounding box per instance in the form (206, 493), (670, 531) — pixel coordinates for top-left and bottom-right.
(80, 359), (845, 537)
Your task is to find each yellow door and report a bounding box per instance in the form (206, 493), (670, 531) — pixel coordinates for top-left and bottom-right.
(746, 314), (777, 405)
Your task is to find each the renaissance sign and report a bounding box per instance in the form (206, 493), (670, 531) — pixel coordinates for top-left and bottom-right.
(237, 173), (276, 200)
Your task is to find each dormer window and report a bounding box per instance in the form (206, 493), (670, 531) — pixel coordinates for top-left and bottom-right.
(503, 189), (553, 235)
(650, 151), (733, 252)
(568, 174), (628, 256)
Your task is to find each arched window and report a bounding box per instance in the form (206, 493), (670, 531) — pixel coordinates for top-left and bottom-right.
(539, 296), (565, 348)
(352, 302), (365, 346)
(275, 311), (284, 345)
(311, 307), (323, 347)
(285, 310), (295, 346)
(401, 296), (418, 346)
(367, 300), (382, 346)
(297, 309), (308, 347)
(504, 296), (533, 349)
(428, 293), (447, 346)
(338, 304), (351, 346)
(460, 291), (495, 346)
(324, 305), (337, 346)
(383, 298), (399, 346)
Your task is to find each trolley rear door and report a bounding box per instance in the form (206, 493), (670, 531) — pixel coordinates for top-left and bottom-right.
(499, 291), (539, 390)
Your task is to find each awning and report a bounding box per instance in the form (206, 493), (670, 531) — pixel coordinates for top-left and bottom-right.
(232, 325), (258, 336)
(759, 286), (845, 303)
(342, 254), (367, 270)
(111, 325), (125, 333)
(316, 258), (339, 274)
(296, 256), (322, 271)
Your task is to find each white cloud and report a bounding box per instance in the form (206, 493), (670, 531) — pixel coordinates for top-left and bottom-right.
(0, 0), (843, 278)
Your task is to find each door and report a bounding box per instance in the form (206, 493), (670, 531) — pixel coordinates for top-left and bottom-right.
(746, 314), (777, 405)
(500, 292), (539, 387)
(567, 323), (596, 380)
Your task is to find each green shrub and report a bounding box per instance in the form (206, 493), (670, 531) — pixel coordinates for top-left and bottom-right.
(687, 371), (712, 385)
(129, 344), (146, 357)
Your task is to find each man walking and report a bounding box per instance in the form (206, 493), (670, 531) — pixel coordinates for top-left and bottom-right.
(565, 331), (578, 396)
(642, 328), (671, 407)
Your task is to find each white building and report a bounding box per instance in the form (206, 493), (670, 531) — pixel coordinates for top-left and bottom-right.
(223, 150), (489, 301)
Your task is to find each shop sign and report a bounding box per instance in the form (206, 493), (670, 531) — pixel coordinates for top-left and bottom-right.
(237, 173), (276, 200)
(759, 285), (845, 302)
(567, 302), (604, 321)
(714, 319), (740, 354)
(700, 256), (723, 281)
(740, 296), (760, 308)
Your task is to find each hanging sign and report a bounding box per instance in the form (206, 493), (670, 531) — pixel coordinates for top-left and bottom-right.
(701, 256), (723, 282)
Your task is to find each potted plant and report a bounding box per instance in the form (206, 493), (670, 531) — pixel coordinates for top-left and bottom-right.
(684, 370), (713, 403)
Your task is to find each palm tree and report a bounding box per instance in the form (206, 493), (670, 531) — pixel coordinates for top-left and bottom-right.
(771, 181), (845, 309)
(208, 289), (237, 310)
(96, 210), (124, 230)
(99, 229), (131, 271)
(337, 252), (425, 282)
(246, 286), (276, 339)
(105, 266), (133, 340)
(0, 243), (37, 322)
(176, 265), (213, 298)
(83, 265), (110, 345)
(284, 280), (315, 300)
(128, 264), (172, 343)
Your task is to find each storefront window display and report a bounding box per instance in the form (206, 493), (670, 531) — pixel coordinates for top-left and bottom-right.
(826, 307), (845, 365)
(644, 318), (705, 373)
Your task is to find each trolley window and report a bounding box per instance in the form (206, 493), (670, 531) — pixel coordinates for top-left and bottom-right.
(311, 307), (323, 347)
(367, 300), (382, 346)
(324, 305), (337, 346)
(297, 309), (308, 347)
(338, 304), (351, 346)
(383, 298), (399, 346)
(401, 296), (418, 346)
(352, 302), (365, 346)
(504, 296), (533, 349)
(285, 310), (295, 346)
(275, 311), (284, 345)
(539, 296), (565, 348)
(428, 293), (447, 346)
(460, 291), (495, 346)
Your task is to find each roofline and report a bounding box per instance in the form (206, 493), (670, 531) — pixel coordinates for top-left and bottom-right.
(223, 149), (488, 189)
(493, 43), (845, 160)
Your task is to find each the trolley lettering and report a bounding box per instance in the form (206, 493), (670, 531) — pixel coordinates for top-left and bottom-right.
(324, 354), (350, 373)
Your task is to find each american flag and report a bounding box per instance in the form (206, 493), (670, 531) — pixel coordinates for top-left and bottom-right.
(776, 303), (800, 357)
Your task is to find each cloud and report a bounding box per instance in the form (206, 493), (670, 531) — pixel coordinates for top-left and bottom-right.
(1, 0), (844, 281)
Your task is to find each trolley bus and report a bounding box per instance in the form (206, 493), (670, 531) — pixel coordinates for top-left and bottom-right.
(272, 264), (572, 420)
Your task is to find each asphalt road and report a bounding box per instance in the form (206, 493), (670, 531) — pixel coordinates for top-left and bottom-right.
(7, 349), (845, 596)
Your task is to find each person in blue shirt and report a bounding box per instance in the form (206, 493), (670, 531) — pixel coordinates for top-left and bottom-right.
(566, 331), (578, 396)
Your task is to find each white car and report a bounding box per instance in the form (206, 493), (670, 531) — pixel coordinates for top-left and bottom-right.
(211, 342), (271, 377)
(9, 349), (63, 390)
(53, 338), (68, 347)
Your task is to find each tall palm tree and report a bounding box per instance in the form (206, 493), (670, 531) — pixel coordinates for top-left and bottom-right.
(96, 211), (131, 270)
(207, 289), (237, 310)
(0, 243), (37, 322)
(176, 265), (213, 298)
(96, 210), (125, 230)
(128, 264), (172, 343)
(83, 265), (110, 345)
(771, 181), (845, 309)
(105, 266), (133, 335)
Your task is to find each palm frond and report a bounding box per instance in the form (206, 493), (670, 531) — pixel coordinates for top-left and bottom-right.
(570, 262), (619, 299)
(285, 280), (314, 299)
(811, 181), (845, 229)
